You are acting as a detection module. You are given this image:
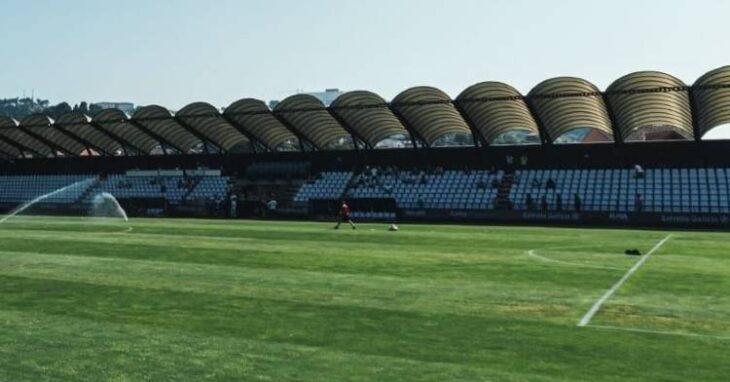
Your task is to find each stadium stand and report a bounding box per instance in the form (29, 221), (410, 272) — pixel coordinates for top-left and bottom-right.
(0, 172), (230, 215)
(4, 164), (730, 226)
(293, 171), (352, 203)
(92, 174), (188, 204)
(346, 168), (504, 210)
(4, 66), (730, 227)
(510, 168), (730, 214)
(0, 174), (93, 204)
(186, 176), (230, 202)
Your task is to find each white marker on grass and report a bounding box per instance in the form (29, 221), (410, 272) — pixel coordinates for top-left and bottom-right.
(577, 234), (672, 327)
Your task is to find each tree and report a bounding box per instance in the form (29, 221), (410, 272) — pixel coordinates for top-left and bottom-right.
(47, 102), (72, 120)
(88, 103), (104, 117)
(78, 101), (88, 114)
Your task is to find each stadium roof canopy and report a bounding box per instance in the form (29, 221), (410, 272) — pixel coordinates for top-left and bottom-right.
(2, 66), (730, 159)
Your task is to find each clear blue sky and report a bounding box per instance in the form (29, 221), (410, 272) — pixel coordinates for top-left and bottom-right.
(2, 0), (730, 111)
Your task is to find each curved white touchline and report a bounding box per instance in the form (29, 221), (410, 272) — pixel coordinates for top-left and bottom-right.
(587, 324), (729, 341)
(526, 246), (625, 271)
(577, 234), (672, 327)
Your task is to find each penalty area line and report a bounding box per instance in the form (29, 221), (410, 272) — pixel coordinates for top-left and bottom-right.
(587, 324), (730, 341)
(577, 234), (672, 327)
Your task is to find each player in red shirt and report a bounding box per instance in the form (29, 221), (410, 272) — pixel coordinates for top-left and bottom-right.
(334, 200), (356, 229)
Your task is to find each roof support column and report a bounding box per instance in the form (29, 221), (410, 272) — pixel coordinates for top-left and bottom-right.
(601, 93), (623, 146)
(88, 121), (147, 156)
(54, 124), (112, 156)
(452, 100), (489, 148)
(173, 116), (224, 154)
(0, 134), (42, 158)
(220, 114), (273, 152)
(128, 119), (186, 154)
(523, 96), (552, 146)
(687, 86), (703, 143)
(326, 108), (371, 151)
(17, 126), (75, 157)
(272, 113), (321, 151)
(0, 147), (14, 158)
(388, 106), (428, 149)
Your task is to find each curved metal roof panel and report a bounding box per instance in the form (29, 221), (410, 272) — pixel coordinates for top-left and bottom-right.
(528, 77), (613, 142)
(0, 126), (22, 157)
(274, 94), (353, 150)
(693, 65), (730, 138)
(606, 71), (693, 140)
(224, 98), (298, 151)
(132, 105), (203, 153)
(177, 102), (250, 152)
(330, 91), (409, 146)
(20, 114), (86, 156)
(457, 82), (539, 143)
(55, 112), (120, 155)
(0, 117), (32, 157)
(391, 86), (471, 146)
(0, 116), (55, 157)
(92, 109), (160, 154)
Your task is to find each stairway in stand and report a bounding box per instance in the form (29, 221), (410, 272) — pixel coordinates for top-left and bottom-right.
(494, 170), (517, 210)
(181, 176), (203, 201)
(75, 177), (102, 206)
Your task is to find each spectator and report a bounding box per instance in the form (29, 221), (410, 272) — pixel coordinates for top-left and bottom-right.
(556, 193), (563, 211)
(266, 198), (278, 216)
(526, 194), (534, 211)
(634, 164), (645, 179)
(541, 195), (548, 212)
(574, 193), (582, 212)
(635, 193), (643, 212)
(546, 178), (556, 190)
(230, 194), (238, 218)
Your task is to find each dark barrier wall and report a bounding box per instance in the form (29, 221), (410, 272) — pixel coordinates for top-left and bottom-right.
(2, 140), (730, 176)
(402, 209), (730, 229)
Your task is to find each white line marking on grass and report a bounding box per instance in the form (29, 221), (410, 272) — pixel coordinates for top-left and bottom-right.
(526, 247), (624, 271)
(587, 324), (730, 341)
(577, 234), (672, 327)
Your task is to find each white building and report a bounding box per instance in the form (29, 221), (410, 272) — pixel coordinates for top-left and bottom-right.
(94, 102), (135, 114)
(269, 88), (344, 109)
(304, 88), (343, 106)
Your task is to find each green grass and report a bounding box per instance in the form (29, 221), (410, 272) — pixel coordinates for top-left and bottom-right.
(0, 216), (728, 381)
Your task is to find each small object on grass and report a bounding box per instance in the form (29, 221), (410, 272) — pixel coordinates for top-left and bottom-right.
(388, 224), (399, 231)
(625, 249), (642, 256)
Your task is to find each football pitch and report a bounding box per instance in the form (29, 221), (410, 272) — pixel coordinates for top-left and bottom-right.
(0, 217), (727, 381)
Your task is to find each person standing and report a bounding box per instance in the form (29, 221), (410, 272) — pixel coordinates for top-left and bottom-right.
(266, 197), (278, 218)
(556, 193), (563, 211)
(230, 194), (238, 218)
(334, 200), (356, 230)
